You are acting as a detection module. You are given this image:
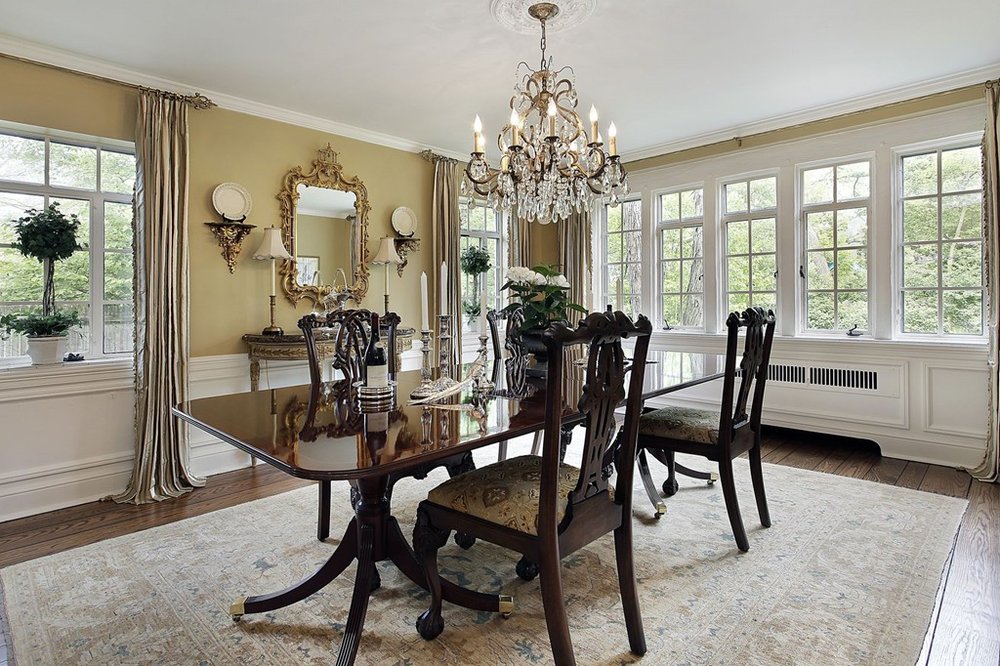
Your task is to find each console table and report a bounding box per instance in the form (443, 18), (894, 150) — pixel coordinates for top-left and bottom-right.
(242, 329), (414, 392)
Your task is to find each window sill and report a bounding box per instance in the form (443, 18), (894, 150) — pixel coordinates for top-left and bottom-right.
(0, 356), (134, 403)
(650, 330), (989, 357)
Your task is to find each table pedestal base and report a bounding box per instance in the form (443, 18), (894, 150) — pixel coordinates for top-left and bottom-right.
(228, 475), (511, 665)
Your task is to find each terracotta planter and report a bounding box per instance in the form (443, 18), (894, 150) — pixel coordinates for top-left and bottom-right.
(26, 336), (68, 365)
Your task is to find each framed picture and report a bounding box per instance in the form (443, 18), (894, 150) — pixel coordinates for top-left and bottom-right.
(297, 256), (320, 285)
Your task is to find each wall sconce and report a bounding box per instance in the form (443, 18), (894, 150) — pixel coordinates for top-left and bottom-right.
(206, 182), (255, 273)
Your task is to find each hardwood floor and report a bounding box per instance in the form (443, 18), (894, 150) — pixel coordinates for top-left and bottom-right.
(0, 428), (997, 666)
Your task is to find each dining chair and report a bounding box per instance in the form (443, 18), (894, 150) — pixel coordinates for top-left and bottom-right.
(298, 309), (477, 554)
(486, 306), (543, 461)
(412, 310), (653, 666)
(636, 307), (776, 552)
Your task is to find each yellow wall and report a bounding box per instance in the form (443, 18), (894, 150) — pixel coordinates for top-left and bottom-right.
(0, 56), (435, 357)
(187, 108), (433, 355)
(627, 86), (984, 172)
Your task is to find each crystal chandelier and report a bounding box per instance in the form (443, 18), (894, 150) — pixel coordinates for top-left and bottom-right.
(462, 2), (627, 224)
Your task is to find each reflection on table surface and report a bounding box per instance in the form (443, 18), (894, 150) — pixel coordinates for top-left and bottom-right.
(173, 350), (723, 481)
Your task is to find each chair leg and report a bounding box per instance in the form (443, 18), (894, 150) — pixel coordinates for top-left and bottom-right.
(637, 450), (666, 518)
(413, 507), (450, 640)
(538, 547), (576, 665)
(317, 480), (331, 542)
(718, 458), (750, 552)
(613, 520), (647, 656)
(445, 453), (477, 549)
(530, 430), (542, 456)
(498, 439), (508, 462)
(749, 439), (771, 528)
(661, 450), (679, 497)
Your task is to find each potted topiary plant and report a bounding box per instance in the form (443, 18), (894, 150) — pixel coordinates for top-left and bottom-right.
(0, 203), (83, 364)
(460, 244), (492, 325)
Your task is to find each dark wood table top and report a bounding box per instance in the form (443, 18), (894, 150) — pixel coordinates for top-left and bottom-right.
(173, 350), (723, 482)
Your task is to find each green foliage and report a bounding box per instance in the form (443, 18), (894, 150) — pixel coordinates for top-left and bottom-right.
(501, 264), (587, 331)
(0, 309), (81, 337)
(460, 244), (492, 276)
(11, 203), (83, 263)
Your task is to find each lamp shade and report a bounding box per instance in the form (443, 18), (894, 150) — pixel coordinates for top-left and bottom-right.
(252, 227), (292, 261)
(371, 236), (402, 265)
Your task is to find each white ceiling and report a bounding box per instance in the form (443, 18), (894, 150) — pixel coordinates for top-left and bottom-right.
(1, 0), (998, 160)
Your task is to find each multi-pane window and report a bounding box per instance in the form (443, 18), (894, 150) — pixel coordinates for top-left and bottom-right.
(657, 188), (704, 329)
(722, 176), (777, 315)
(601, 199), (642, 315)
(0, 129), (136, 359)
(899, 145), (984, 335)
(801, 160), (871, 332)
(458, 199), (506, 332)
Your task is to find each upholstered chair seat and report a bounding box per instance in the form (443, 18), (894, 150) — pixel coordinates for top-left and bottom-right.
(427, 455), (608, 536)
(638, 406), (721, 445)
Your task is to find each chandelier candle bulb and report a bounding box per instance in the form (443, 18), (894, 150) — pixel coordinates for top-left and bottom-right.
(510, 110), (521, 146)
(547, 99), (557, 137)
(473, 116), (484, 153)
(590, 105), (599, 143)
(608, 122), (617, 156)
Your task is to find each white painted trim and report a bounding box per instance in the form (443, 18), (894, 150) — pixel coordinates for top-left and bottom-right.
(0, 35), (469, 161)
(0, 357), (133, 403)
(921, 361), (990, 438)
(623, 62), (1000, 163)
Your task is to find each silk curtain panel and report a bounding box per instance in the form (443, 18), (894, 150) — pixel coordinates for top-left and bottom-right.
(559, 211), (593, 314)
(432, 158), (463, 359)
(114, 90), (205, 504)
(973, 80), (1000, 483)
(508, 211), (532, 269)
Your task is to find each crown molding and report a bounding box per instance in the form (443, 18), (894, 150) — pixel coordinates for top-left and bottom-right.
(621, 61), (1000, 164)
(0, 34), (469, 161)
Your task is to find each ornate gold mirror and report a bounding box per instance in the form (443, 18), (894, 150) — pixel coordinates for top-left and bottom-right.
(277, 145), (370, 306)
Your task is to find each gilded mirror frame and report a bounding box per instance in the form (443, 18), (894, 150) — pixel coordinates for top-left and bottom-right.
(277, 145), (370, 306)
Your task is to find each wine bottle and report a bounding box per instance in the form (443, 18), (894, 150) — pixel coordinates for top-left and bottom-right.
(365, 312), (388, 388)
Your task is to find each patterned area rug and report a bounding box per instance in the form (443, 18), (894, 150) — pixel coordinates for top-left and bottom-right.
(1, 445), (967, 666)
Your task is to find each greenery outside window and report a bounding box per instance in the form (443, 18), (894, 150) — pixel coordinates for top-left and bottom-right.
(458, 198), (506, 334)
(657, 188), (704, 330)
(898, 144), (984, 336)
(0, 127), (136, 360)
(722, 176), (777, 317)
(800, 159), (872, 333)
(601, 199), (642, 316)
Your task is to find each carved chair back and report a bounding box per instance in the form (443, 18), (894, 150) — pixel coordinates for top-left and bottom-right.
(486, 306), (527, 360)
(539, 311), (652, 533)
(718, 307), (777, 454)
(298, 309), (399, 387)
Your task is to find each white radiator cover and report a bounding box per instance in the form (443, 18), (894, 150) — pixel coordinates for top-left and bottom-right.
(644, 333), (988, 469)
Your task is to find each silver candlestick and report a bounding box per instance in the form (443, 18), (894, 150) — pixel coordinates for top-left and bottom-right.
(472, 333), (494, 394)
(410, 329), (436, 399)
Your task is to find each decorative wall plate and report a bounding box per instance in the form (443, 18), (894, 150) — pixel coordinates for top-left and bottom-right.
(212, 182), (253, 220)
(391, 206), (417, 237)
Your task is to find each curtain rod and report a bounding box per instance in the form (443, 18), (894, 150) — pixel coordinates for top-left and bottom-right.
(0, 51), (215, 108)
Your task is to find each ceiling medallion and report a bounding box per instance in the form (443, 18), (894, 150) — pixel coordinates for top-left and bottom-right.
(466, 1), (626, 224)
(490, 0), (596, 35)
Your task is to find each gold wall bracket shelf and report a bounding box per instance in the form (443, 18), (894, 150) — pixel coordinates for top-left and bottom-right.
(206, 221), (256, 273)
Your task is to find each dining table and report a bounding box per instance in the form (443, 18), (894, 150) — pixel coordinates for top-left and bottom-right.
(171, 349), (723, 665)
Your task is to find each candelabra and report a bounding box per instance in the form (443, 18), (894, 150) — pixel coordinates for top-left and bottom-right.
(409, 318), (460, 399)
(472, 334), (495, 394)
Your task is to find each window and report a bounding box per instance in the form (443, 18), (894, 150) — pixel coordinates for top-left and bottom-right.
(722, 176), (777, 315)
(0, 128), (136, 359)
(458, 199), (506, 333)
(600, 199), (642, 315)
(800, 159), (871, 332)
(657, 188), (704, 329)
(899, 144), (984, 336)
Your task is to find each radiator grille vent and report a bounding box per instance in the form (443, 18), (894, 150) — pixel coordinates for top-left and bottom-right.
(768, 363), (807, 384)
(808, 367), (878, 390)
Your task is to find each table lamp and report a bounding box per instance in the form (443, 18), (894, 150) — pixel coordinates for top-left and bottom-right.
(252, 227), (292, 335)
(371, 236), (402, 314)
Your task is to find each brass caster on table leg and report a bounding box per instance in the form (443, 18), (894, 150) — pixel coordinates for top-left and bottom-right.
(653, 501), (667, 519)
(708, 472), (719, 486)
(499, 595), (514, 619)
(229, 596), (247, 622)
